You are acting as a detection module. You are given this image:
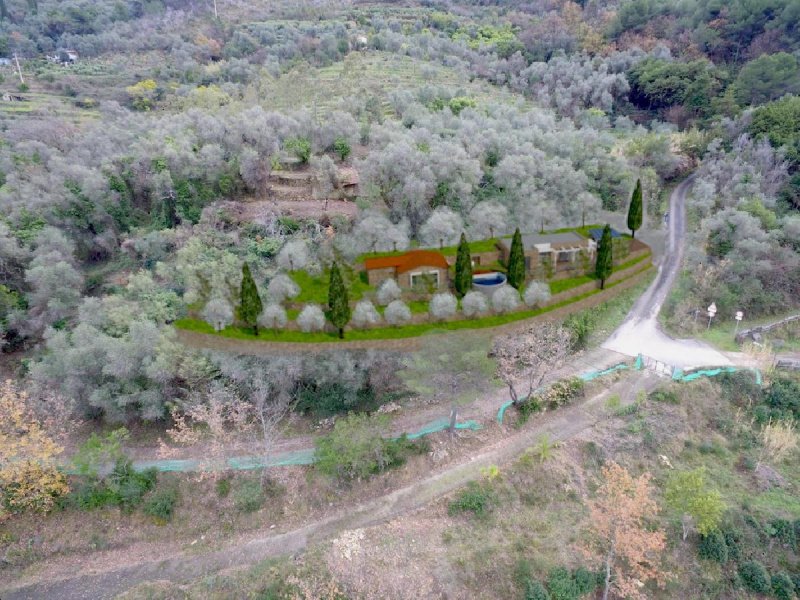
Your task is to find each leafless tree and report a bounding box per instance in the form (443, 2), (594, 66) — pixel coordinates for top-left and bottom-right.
(491, 322), (573, 406)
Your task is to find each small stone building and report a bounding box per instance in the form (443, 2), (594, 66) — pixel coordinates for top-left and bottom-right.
(496, 232), (595, 276)
(363, 250), (450, 290)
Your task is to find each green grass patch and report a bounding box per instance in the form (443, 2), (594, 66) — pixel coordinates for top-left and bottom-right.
(550, 252), (651, 294)
(289, 266), (371, 304)
(175, 264), (654, 343)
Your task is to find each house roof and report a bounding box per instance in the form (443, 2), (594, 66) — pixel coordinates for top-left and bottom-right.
(364, 249), (449, 274)
(497, 232), (586, 251)
(588, 228), (622, 241)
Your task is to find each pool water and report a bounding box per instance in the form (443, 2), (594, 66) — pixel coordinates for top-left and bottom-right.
(473, 273), (507, 286)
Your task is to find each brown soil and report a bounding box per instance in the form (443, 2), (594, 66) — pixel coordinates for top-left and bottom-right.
(2, 370), (662, 600)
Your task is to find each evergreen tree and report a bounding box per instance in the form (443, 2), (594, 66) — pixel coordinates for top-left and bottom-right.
(507, 228), (526, 290)
(454, 233), (473, 298)
(595, 224), (613, 290)
(239, 262), (263, 335)
(627, 179), (643, 239)
(327, 262), (351, 339)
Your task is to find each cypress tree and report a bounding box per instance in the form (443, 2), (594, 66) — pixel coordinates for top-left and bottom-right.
(240, 262), (263, 335)
(454, 233), (473, 298)
(627, 178), (643, 239)
(507, 228), (526, 290)
(327, 262), (351, 339)
(595, 224), (613, 290)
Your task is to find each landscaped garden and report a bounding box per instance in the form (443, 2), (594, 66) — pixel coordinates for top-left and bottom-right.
(175, 223), (653, 343)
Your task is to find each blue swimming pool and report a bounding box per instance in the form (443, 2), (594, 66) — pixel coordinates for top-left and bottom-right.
(473, 273), (506, 286)
(473, 272), (507, 293)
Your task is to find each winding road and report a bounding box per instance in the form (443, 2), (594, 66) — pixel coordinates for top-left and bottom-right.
(603, 176), (731, 368)
(3, 175), (737, 600)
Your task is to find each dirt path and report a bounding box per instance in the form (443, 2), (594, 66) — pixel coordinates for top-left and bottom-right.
(3, 371), (662, 600)
(603, 176), (731, 368)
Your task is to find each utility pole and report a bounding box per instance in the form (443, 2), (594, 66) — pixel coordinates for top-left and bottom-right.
(13, 52), (24, 85)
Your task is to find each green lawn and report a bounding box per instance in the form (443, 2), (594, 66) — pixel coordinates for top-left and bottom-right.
(549, 252), (651, 294)
(289, 266), (372, 304)
(175, 263), (653, 343)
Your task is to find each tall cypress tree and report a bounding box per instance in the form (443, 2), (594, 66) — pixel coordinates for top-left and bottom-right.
(595, 224), (613, 290)
(240, 262), (263, 335)
(507, 228), (526, 290)
(454, 233), (473, 298)
(327, 262), (351, 339)
(627, 178), (643, 239)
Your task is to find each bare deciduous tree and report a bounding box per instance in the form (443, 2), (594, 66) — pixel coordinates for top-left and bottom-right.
(491, 322), (573, 405)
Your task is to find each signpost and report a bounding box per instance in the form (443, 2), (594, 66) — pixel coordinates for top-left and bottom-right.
(707, 302), (717, 329)
(734, 310), (744, 336)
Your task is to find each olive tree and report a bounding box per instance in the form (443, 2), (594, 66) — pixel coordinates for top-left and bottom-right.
(267, 274), (300, 303)
(524, 281), (551, 307)
(258, 304), (288, 331)
(419, 207), (464, 248)
(462, 291), (489, 317)
(201, 296), (234, 332)
(277, 239), (311, 272)
(429, 292), (457, 321)
(297, 305), (325, 332)
(352, 299), (381, 329)
(376, 278), (402, 306)
(492, 286), (520, 314)
(384, 300), (412, 326)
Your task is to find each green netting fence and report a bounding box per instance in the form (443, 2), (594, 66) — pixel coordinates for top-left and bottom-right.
(496, 361), (631, 424)
(74, 417), (482, 474)
(496, 356), (763, 425)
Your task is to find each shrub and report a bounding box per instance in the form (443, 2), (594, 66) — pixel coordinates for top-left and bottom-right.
(216, 478), (231, 498)
(429, 292), (457, 321)
(315, 414), (426, 482)
(66, 460), (159, 513)
(739, 560), (770, 594)
(448, 482), (495, 518)
(524, 281), (551, 307)
(297, 304), (326, 332)
(649, 387), (680, 404)
(525, 580), (551, 600)
(352, 299), (381, 328)
(233, 479), (265, 513)
(770, 518), (797, 550)
(376, 278), (402, 306)
(528, 566), (598, 600)
(540, 378), (584, 410)
(547, 567), (579, 600)
(296, 382), (379, 417)
(698, 531), (729, 563)
(258, 304), (288, 330)
(564, 311), (594, 351)
(333, 137), (351, 161)
(771, 572), (795, 600)
(572, 568), (597, 595)
(285, 137), (311, 163)
(142, 487), (179, 523)
(106, 460), (158, 512)
(461, 291), (489, 317)
(384, 300), (412, 325)
(492, 286), (520, 313)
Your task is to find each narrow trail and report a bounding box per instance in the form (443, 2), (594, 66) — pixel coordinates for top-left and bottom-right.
(3, 174), (740, 600)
